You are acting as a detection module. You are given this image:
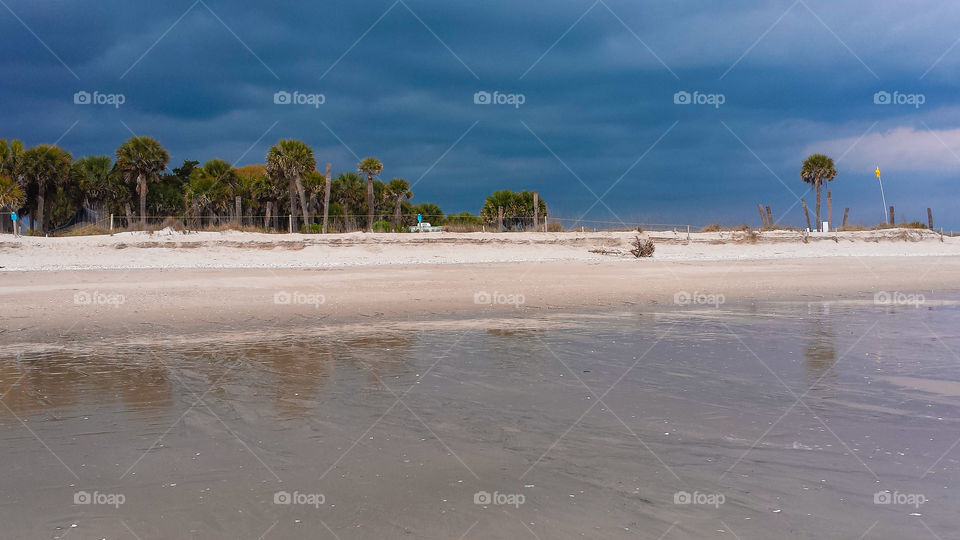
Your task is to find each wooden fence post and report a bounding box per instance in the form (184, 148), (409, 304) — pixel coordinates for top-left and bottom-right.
(801, 199), (812, 231)
(235, 196), (242, 225)
(765, 205), (774, 227)
(322, 162), (331, 234)
(889, 206), (895, 225)
(758, 204), (768, 227)
(842, 208), (850, 227)
(928, 208), (934, 230)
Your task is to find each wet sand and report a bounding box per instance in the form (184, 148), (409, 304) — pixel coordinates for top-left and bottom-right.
(2, 303), (960, 539)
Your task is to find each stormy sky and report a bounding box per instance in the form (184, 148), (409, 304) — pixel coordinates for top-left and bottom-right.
(2, 0), (958, 228)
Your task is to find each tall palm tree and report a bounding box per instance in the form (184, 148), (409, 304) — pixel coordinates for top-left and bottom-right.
(385, 178), (412, 227)
(357, 157), (383, 232)
(801, 154), (837, 231)
(115, 136), (170, 228)
(266, 140), (315, 226)
(19, 145), (72, 233)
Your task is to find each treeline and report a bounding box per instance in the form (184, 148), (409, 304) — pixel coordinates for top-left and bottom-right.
(0, 137), (548, 234)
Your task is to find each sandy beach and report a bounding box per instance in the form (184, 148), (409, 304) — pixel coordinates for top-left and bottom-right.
(1, 228), (958, 344)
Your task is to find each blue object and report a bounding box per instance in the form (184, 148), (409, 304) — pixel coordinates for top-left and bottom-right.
(417, 213), (422, 223)
(10, 212), (17, 222)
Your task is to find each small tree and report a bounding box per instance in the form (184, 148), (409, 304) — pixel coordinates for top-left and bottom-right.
(800, 154), (837, 231)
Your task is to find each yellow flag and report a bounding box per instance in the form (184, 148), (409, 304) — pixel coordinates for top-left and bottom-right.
(875, 167), (881, 178)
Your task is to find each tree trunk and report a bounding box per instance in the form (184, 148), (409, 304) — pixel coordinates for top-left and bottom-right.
(366, 178), (374, 232)
(137, 175), (147, 229)
(393, 199), (402, 227)
(288, 180), (296, 219)
(322, 163), (331, 234)
(815, 182), (822, 232)
(37, 192), (45, 234)
(265, 201), (273, 230)
(124, 202), (133, 228)
(294, 173), (310, 229)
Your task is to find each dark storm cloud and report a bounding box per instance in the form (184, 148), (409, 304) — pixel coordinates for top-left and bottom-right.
(2, 0), (959, 226)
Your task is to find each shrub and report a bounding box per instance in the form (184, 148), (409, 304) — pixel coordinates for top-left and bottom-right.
(630, 236), (655, 258)
(372, 220), (392, 232)
(700, 223), (721, 233)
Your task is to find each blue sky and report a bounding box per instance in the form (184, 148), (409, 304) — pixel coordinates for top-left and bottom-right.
(2, 0), (958, 228)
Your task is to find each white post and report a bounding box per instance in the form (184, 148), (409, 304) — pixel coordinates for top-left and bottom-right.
(110, 214), (114, 235)
(877, 168), (888, 224)
(289, 214), (293, 234)
(687, 225), (690, 241)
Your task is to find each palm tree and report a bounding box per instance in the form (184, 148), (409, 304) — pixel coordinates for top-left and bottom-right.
(357, 157), (383, 232)
(385, 178), (412, 227)
(19, 145), (72, 233)
(237, 164), (279, 228)
(0, 175), (24, 235)
(801, 154), (837, 231)
(72, 156), (116, 220)
(0, 139), (25, 177)
(115, 136), (170, 228)
(266, 140), (315, 226)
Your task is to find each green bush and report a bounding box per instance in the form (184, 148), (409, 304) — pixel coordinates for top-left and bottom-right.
(373, 220), (392, 232)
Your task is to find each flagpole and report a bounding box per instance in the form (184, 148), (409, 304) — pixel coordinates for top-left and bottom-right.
(876, 166), (888, 224)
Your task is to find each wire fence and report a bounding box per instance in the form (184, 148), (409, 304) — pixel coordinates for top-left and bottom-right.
(1, 211), (954, 237)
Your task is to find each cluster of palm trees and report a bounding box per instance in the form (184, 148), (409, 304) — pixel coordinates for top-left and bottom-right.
(0, 136), (450, 234)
